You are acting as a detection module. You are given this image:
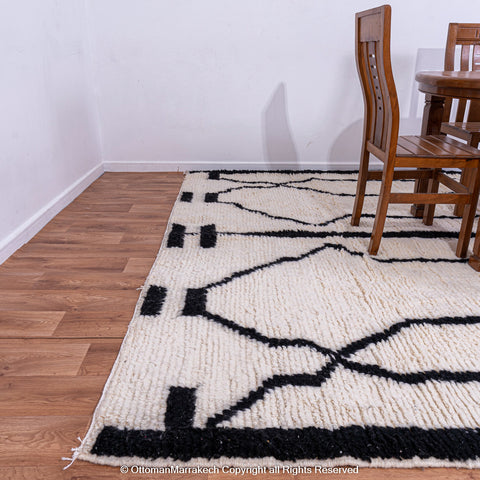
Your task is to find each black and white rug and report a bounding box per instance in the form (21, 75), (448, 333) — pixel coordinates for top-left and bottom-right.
(78, 171), (480, 468)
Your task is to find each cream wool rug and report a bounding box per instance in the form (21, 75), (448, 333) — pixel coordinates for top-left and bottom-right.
(77, 171), (480, 468)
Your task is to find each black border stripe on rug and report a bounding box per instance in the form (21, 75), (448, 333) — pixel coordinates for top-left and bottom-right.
(91, 424), (480, 462)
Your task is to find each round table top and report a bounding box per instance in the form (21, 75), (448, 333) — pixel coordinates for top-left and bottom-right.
(415, 70), (480, 99)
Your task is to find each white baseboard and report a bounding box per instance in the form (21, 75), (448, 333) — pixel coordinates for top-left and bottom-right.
(103, 161), (365, 172)
(0, 163), (104, 265)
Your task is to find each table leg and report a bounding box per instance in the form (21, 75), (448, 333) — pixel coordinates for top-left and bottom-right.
(468, 226), (480, 271)
(411, 94), (446, 217)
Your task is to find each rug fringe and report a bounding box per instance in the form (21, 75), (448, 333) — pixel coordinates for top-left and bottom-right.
(62, 437), (83, 470)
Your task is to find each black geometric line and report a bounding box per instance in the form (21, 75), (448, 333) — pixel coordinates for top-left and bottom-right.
(215, 191), (467, 225)
(202, 311), (337, 359)
(178, 246), (480, 426)
(201, 315), (480, 427)
(206, 173), (466, 225)
(221, 229), (473, 241)
(204, 243), (465, 292)
(373, 257), (467, 264)
(205, 363), (337, 428)
(140, 286), (167, 316)
(281, 183), (363, 196)
(217, 200), (321, 226)
(337, 315), (480, 358)
(214, 207), (476, 229)
(91, 424), (480, 461)
(217, 175), (427, 186)
(167, 224), (186, 248)
(205, 243), (351, 290)
(217, 185), (279, 195)
(340, 359), (480, 384)
(205, 169), (361, 175)
(216, 183), (369, 199)
(212, 177), (287, 186)
(181, 237), (480, 426)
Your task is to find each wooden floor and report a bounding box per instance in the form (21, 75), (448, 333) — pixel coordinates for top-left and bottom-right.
(0, 172), (478, 479)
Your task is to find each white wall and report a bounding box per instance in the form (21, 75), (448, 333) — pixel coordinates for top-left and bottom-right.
(0, 0), (103, 263)
(86, 0), (476, 171)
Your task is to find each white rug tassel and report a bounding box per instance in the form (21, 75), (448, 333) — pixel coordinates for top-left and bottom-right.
(62, 437), (83, 470)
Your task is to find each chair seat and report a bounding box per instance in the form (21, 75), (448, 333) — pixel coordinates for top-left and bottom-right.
(396, 135), (480, 158)
(441, 122), (480, 140)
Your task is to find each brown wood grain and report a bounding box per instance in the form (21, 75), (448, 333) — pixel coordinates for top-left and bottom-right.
(53, 311), (131, 338)
(0, 342), (90, 376)
(0, 416), (90, 466)
(0, 376), (107, 415)
(0, 311), (64, 337)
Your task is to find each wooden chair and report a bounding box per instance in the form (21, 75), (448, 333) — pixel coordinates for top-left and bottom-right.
(440, 23), (480, 215)
(351, 5), (480, 257)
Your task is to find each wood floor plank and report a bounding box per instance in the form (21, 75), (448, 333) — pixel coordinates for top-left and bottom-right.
(8, 271), (145, 291)
(0, 273), (43, 289)
(122, 257), (155, 274)
(63, 202), (134, 213)
(0, 376), (108, 415)
(0, 311), (64, 337)
(14, 243), (159, 259)
(0, 416), (90, 466)
(120, 233), (163, 244)
(0, 290), (139, 311)
(30, 273), (145, 290)
(53, 311), (131, 338)
(0, 342), (90, 376)
(1, 257), (129, 273)
(77, 341), (123, 376)
(65, 223), (168, 234)
(30, 231), (124, 245)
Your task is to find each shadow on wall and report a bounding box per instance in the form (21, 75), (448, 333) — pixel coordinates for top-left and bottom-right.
(328, 49), (444, 169)
(328, 119), (368, 170)
(262, 83), (299, 169)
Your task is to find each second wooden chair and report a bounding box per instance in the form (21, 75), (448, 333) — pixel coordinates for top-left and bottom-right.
(440, 23), (480, 216)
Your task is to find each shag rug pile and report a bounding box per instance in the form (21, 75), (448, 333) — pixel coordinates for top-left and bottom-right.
(77, 171), (480, 468)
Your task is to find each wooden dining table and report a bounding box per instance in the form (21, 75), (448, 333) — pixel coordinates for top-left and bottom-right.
(414, 70), (480, 270)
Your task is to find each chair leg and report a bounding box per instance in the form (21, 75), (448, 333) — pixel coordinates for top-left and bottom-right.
(368, 166), (394, 256)
(454, 134), (478, 216)
(453, 168), (473, 217)
(423, 169), (440, 226)
(351, 147), (370, 226)
(456, 166), (480, 258)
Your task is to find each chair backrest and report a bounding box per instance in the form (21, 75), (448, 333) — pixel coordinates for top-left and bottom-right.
(444, 23), (480, 122)
(355, 5), (399, 159)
